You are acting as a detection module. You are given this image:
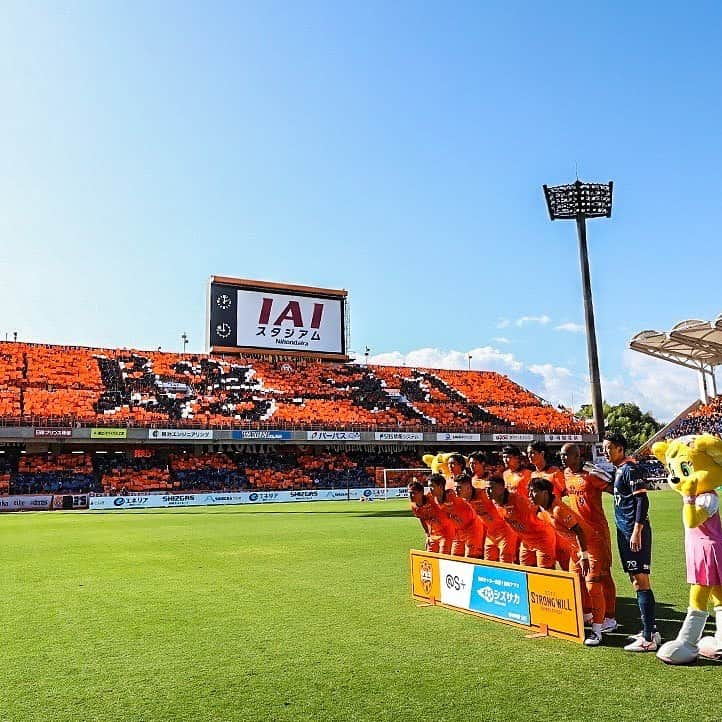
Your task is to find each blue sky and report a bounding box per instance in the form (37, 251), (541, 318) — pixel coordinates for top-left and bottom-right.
(2, 2), (721, 420)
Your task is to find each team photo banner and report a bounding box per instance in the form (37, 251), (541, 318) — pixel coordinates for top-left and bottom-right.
(410, 550), (584, 643)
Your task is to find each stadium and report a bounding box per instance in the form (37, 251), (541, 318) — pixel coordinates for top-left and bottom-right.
(5, 6), (722, 722)
(2, 275), (722, 720)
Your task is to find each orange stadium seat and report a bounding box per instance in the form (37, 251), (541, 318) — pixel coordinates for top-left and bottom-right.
(0, 341), (586, 434)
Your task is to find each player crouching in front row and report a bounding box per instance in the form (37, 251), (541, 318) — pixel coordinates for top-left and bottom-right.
(456, 473), (517, 563)
(408, 479), (455, 555)
(487, 476), (557, 569)
(429, 473), (485, 558)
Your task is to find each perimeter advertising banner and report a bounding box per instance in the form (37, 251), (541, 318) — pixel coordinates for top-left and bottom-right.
(410, 550), (584, 643)
(89, 487), (409, 510)
(148, 429), (214, 441)
(208, 276), (348, 359)
(491, 433), (534, 442)
(34, 427), (73, 438)
(90, 428), (128, 439)
(0, 495), (54, 512)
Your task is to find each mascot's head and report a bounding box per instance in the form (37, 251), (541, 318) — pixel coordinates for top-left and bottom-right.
(422, 452), (466, 482)
(652, 434), (722, 496)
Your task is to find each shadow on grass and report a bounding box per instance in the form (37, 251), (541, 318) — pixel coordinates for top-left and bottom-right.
(602, 596), (721, 663)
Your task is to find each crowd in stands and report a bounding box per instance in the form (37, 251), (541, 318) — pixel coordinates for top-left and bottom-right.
(14, 452), (97, 494)
(666, 395), (722, 438)
(0, 341), (587, 434)
(0, 448), (428, 495)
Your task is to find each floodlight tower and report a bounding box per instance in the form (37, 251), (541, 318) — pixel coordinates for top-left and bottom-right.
(543, 180), (613, 440)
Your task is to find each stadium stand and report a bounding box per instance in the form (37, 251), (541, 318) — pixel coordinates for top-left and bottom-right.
(0, 454), (12, 494)
(0, 341), (585, 433)
(1, 447), (427, 495)
(14, 452), (99, 494)
(666, 395), (722, 438)
(96, 453), (172, 494)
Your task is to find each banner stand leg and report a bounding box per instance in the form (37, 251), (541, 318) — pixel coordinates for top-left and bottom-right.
(415, 597), (436, 608)
(525, 623), (549, 639)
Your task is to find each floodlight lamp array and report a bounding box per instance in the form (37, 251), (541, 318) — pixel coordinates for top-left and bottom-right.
(543, 180), (613, 220)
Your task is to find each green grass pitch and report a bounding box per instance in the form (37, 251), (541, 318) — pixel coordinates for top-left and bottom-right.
(1, 490), (720, 722)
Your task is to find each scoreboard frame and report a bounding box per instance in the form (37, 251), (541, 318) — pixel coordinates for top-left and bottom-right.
(206, 276), (350, 361)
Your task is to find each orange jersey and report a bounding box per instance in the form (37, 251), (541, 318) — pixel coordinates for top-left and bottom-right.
(531, 465), (566, 498)
(563, 465), (611, 534)
(439, 490), (483, 538)
(503, 468), (532, 498)
(493, 491), (555, 551)
(464, 489), (509, 538)
(411, 493), (454, 538)
(538, 499), (593, 558)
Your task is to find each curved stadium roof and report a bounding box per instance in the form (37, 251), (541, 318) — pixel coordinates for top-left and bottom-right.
(630, 314), (722, 369)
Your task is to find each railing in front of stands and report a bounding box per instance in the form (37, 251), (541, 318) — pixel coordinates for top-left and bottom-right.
(0, 414), (590, 436)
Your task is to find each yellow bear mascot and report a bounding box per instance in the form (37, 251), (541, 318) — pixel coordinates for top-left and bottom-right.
(422, 452), (466, 489)
(652, 434), (722, 664)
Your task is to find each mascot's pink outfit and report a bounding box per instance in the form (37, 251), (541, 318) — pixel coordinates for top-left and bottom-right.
(686, 491), (722, 586)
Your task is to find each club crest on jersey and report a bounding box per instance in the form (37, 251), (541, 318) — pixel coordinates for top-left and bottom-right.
(420, 560), (433, 594)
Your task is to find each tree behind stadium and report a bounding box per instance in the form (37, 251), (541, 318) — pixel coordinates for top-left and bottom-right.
(578, 402), (662, 450)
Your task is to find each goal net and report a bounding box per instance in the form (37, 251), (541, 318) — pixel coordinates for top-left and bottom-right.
(380, 467), (432, 500)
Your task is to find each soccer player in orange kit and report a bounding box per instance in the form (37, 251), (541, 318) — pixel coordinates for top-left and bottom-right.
(429, 473), (484, 558)
(487, 476), (557, 569)
(468, 451), (487, 489)
(502, 446), (532, 496)
(527, 441), (568, 568)
(529, 477), (610, 647)
(502, 446), (533, 564)
(408, 479), (455, 554)
(456, 473), (517, 563)
(560, 442), (618, 637)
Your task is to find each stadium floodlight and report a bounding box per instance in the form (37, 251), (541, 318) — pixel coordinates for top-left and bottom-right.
(467, 353), (472, 371)
(182, 332), (188, 353)
(364, 346), (371, 365)
(542, 179), (613, 440)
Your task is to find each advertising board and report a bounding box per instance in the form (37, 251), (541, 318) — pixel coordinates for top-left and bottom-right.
(148, 429), (214, 441)
(491, 433), (534, 442)
(306, 431), (361, 441)
(410, 550), (584, 643)
(435, 432), (481, 442)
(373, 432), (424, 442)
(34, 427), (73, 438)
(232, 430), (293, 441)
(0, 495), (54, 512)
(88, 487), (409, 510)
(90, 428), (128, 439)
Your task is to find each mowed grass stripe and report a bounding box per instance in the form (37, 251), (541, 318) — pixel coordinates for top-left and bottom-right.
(0, 492), (719, 722)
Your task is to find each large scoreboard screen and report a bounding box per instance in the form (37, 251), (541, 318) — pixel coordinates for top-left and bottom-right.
(207, 276), (349, 360)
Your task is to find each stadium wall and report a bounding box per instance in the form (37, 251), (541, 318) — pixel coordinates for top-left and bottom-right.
(0, 426), (596, 446)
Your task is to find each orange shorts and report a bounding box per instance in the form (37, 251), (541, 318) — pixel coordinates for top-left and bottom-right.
(484, 532), (517, 564)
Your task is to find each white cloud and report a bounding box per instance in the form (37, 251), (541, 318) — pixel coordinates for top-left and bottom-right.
(525, 364), (586, 408)
(368, 346), (523, 373)
(615, 351), (699, 422)
(492, 337), (511, 344)
(555, 322), (585, 334)
(515, 315), (551, 327)
(497, 318), (510, 329)
(359, 345), (704, 424)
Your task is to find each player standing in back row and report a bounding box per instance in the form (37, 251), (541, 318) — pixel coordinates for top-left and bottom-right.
(560, 443), (618, 638)
(603, 431), (660, 652)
